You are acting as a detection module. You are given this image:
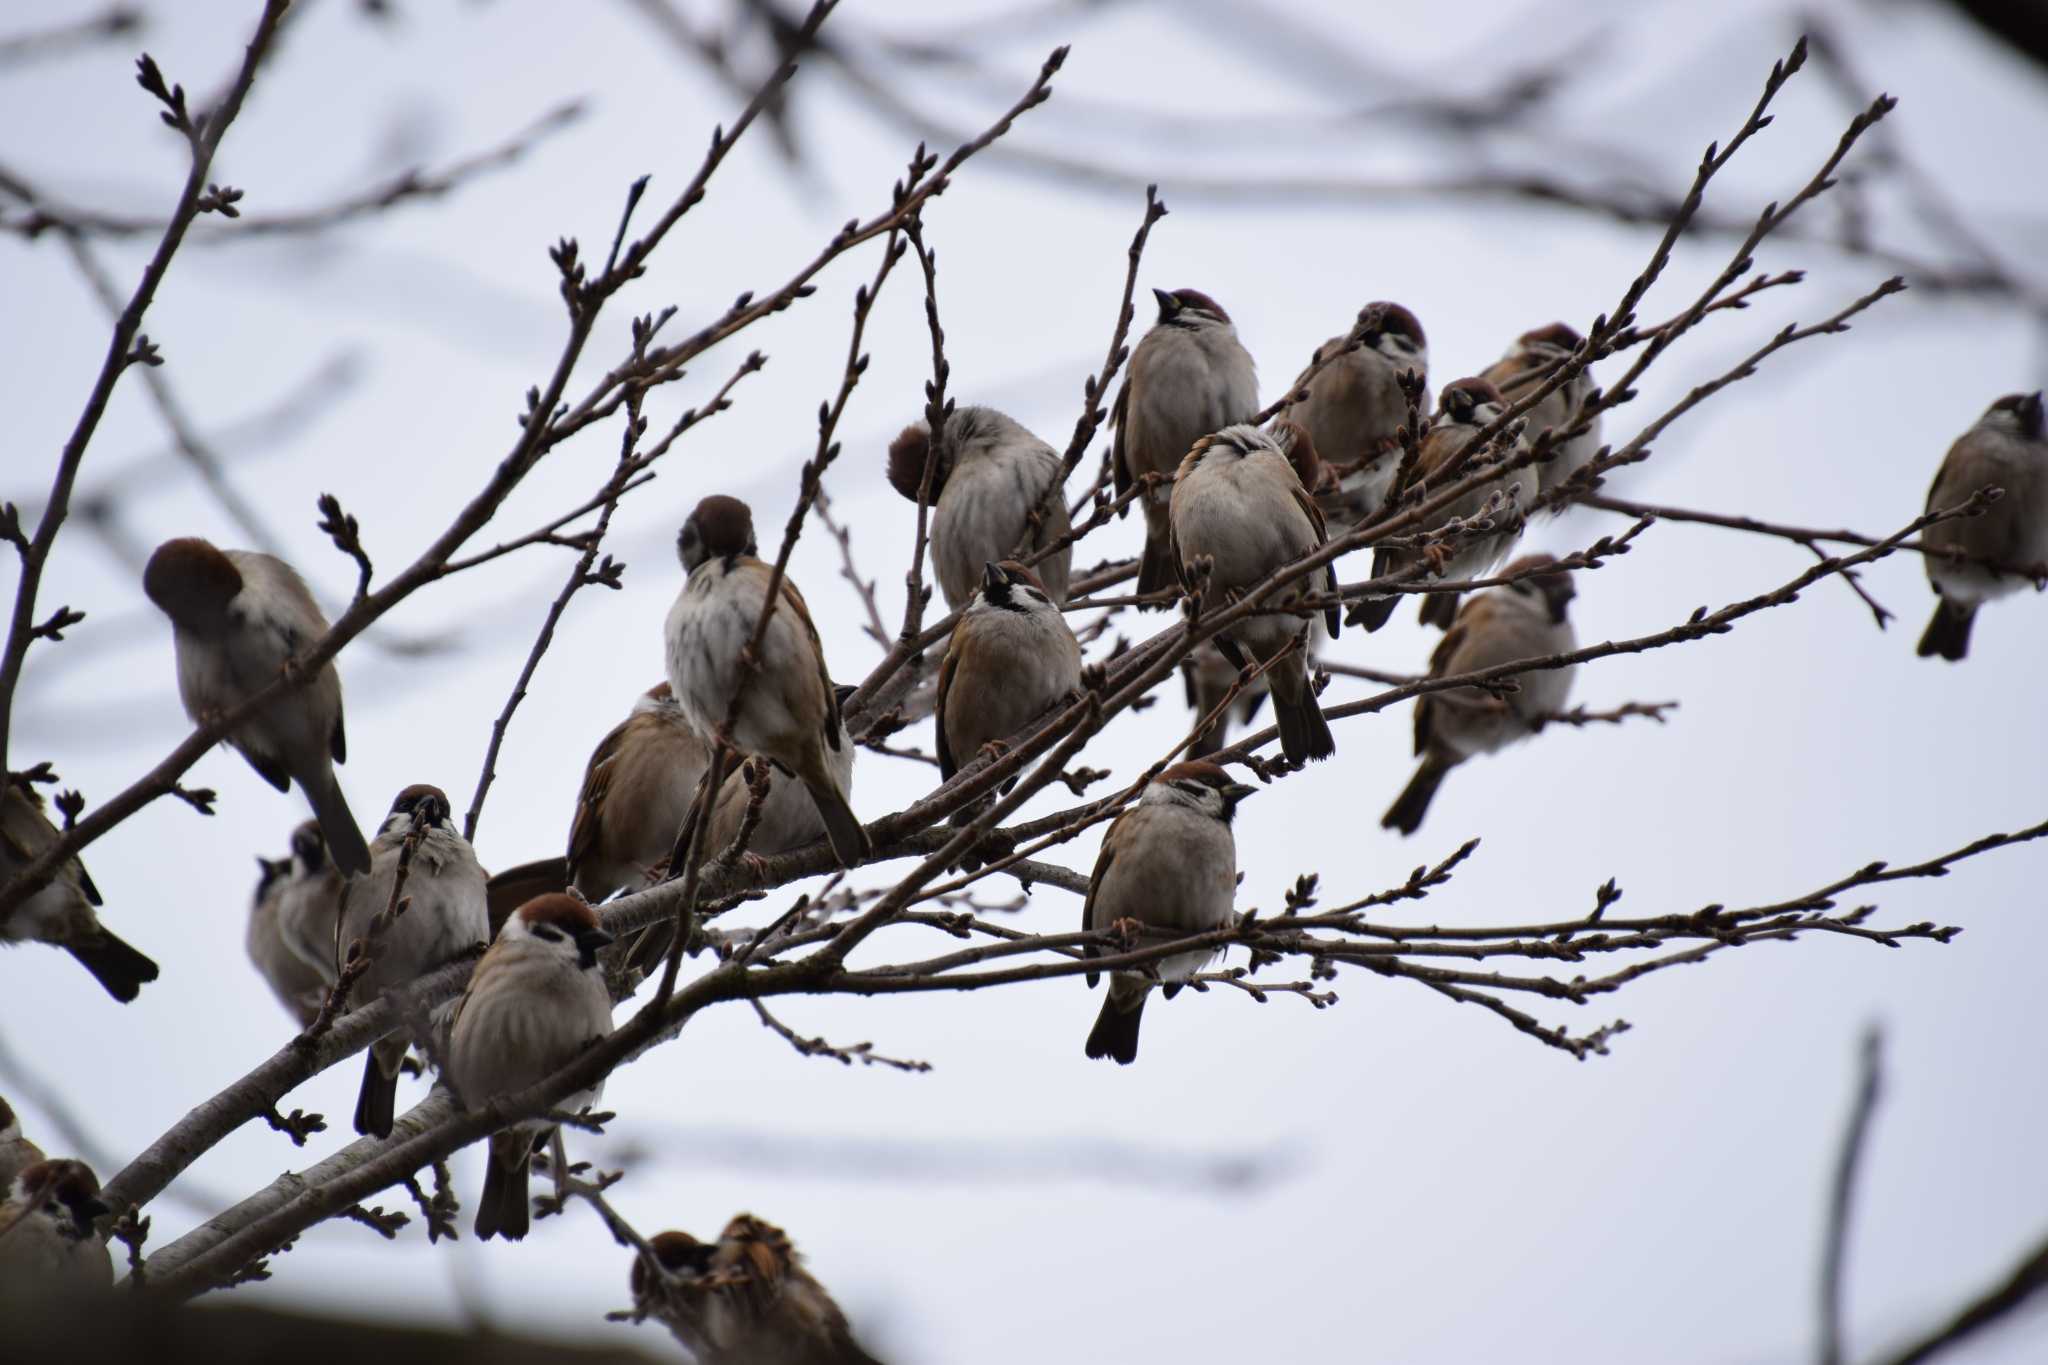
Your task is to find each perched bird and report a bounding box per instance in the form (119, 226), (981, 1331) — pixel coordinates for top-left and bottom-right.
(887, 405), (1073, 609)
(1382, 555), (1578, 835)
(936, 561), (1082, 821)
(0, 1096), (46, 1193)
(1354, 377), (1530, 632)
(271, 820), (345, 995)
(1083, 762), (1252, 1065)
(1273, 301), (1429, 534)
(1113, 288), (1259, 600)
(483, 857), (569, 941)
(665, 496), (868, 866)
(447, 894), (614, 1242)
(339, 784), (489, 1139)
(1917, 391), (2048, 661)
(631, 1215), (883, 1365)
(1168, 423), (1340, 764)
(704, 690), (858, 859)
(567, 683), (712, 903)
(0, 1159), (111, 1302)
(0, 781), (157, 1002)
(143, 538), (371, 875)
(1480, 321), (1600, 508)
(247, 820), (335, 1026)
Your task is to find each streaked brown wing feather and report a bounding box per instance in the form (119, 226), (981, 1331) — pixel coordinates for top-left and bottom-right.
(777, 575), (843, 752)
(567, 720), (627, 873)
(934, 641), (961, 780)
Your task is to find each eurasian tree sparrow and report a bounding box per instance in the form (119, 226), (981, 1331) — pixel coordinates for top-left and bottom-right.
(0, 1159), (111, 1300)
(1355, 378), (1529, 632)
(1083, 761), (1253, 1065)
(1917, 391), (2048, 661)
(1168, 423), (1340, 764)
(1274, 301), (1428, 534)
(447, 893), (614, 1242)
(936, 561), (1082, 822)
(1114, 288), (1259, 601)
(888, 405), (1073, 608)
(247, 820), (334, 1026)
(1382, 555), (1577, 835)
(273, 819), (345, 992)
(665, 496), (868, 866)
(143, 538), (372, 874)
(631, 1215), (883, 1365)
(568, 683), (712, 903)
(1479, 322), (1600, 509)
(0, 1096), (46, 1193)
(0, 781), (158, 1002)
(340, 784), (489, 1138)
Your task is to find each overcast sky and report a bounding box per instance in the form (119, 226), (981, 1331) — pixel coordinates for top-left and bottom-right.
(5, 1), (2048, 1361)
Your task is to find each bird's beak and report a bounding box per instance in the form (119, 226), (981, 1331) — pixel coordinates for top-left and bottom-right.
(983, 561), (1007, 594)
(1152, 287), (1178, 318)
(81, 1198), (112, 1222)
(1223, 782), (1257, 803)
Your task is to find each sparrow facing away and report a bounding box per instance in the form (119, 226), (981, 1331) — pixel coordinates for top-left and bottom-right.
(936, 561), (1082, 823)
(1354, 377), (1529, 632)
(0, 1095), (47, 1194)
(0, 1159), (112, 1303)
(447, 893), (614, 1242)
(1382, 555), (1577, 835)
(247, 820), (335, 1027)
(340, 784), (489, 1139)
(143, 538), (371, 875)
(1918, 391), (2048, 661)
(1274, 301), (1429, 534)
(1479, 321), (1600, 509)
(888, 405), (1073, 609)
(1114, 288), (1260, 602)
(665, 496), (868, 866)
(0, 780), (157, 1002)
(631, 1215), (884, 1365)
(1169, 423), (1340, 764)
(568, 682), (712, 904)
(1083, 762), (1253, 1065)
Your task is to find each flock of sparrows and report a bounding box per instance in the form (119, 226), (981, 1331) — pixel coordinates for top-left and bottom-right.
(2, 286), (2043, 1335)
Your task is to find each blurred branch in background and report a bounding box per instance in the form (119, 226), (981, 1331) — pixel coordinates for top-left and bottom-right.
(0, 5), (140, 73)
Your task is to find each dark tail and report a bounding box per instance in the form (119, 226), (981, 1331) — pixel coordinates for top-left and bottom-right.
(1917, 597), (1975, 661)
(1350, 547), (1400, 631)
(304, 770), (372, 877)
(475, 1141), (531, 1242)
(1418, 590), (1460, 631)
(1085, 987), (1145, 1066)
(1269, 660), (1335, 764)
(65, 929), (159, 1003)
(802, 776), (870, 867)
(354, 1041), (400, 1139)
(1382, 754), (1453, 835)
(1135, 529), (1178, 604)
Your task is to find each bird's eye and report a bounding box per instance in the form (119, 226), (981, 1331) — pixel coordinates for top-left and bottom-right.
(532, 925), (564, 943)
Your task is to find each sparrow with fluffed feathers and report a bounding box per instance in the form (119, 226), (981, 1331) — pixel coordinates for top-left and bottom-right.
(339, 784), (489, 1139)
(1274, 301), (1429, 534)
(1479, 321), (1601, 509)
(446, 893), (614, 1242)
(248, 820), (336, 1026)
(143, 538), (371, 875)
(1354, 377), (1529, 632)
(1917, 391), (2048, 661)
(665, 495), (868, 867)
(0, 1096), (46, 1193)
(936, 561), (1082, 822)
(0, 781), (157, 1002)
(1382, 555), (1578, 835)
(0, 1159), (112, 1302)
(1083, 762), (1253, 1065)
(888, 405), (1073, 609)
(1169, 422), (1340, 764)
(1114, 288), (1260, 601)
(631, 1215), (884, 1365)
(568, 682), (712, 903)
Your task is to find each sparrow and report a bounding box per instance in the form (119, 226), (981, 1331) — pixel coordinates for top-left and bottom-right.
(446, 893), (614, 1242)
(0, 1159), (112, 1301)
(483, 857), (570, 941)
(247, 820), (335, 1027)
(888, 405), (1073, 609)
(143, 538), (372, 875)
(1113, 288), (1259, 602)
(0, 780), (158, 1002)
(1479, 321), (1600, 509)
(705, 688), (858, 859)
(1083, 762), (1252, 1065)
(1354, 377), (1530, 632)
(936, 561), (1082, 822)
(0, 1095), (46, 1194)
(1382, 555), (1577, 835)
(339, 784), (489, 1139)
(665, 495), (868, 866)
(631, 1215), (883, 1365)
(568, 683), (712, 903)
(1918, 391), (2048, 661)
(272, 819), (346, 994)
(1168, 422), (1340, 764)
(1273, 301), (1429, 534)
